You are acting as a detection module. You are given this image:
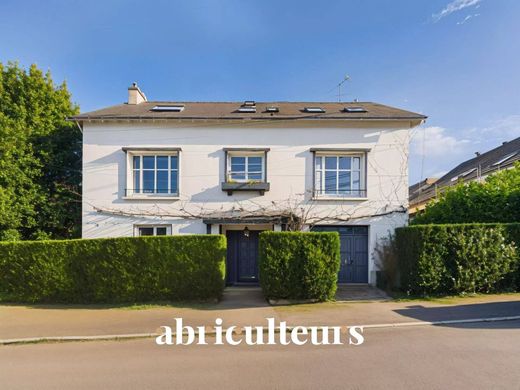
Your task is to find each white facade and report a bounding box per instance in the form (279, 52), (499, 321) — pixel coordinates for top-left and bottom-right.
(82, 118), (418, 285)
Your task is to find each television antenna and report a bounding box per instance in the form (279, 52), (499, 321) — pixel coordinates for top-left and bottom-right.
(336, 74), (350, 102)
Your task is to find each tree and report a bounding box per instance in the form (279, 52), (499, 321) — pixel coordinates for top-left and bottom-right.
(0, 62), (81, 240)
(412, 162), (520, 225)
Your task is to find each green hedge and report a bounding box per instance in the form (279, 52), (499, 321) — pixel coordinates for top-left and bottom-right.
(0, 235), (226, 303)
(258, 231), (340, 301)
(395, 223), (520, 295)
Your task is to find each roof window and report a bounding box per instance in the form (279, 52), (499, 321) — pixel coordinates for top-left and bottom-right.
(151, 105), (185, 112)
(461, 167), (477, 177)
(344, 107), (367, 113)
(304, 107), (325, 113)
(237, 106), (257, 113)
(237, 100), (257, 113)
(492, 152), (517, 166)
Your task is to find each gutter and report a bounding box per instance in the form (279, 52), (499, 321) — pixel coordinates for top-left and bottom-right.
(68, 115), (428, 122)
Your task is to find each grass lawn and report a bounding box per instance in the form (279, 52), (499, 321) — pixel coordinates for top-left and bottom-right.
(2, 291), (519, 311)
(0, 299), (218, 311)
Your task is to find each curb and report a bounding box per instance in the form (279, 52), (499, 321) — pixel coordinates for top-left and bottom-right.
(0, 333), (157, 345)
(360, 315), (520, 329)
(2, 315), (520, 345)
(269, 298), (319, 306)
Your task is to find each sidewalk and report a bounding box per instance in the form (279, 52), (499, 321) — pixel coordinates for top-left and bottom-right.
(1, 290), (519, 341)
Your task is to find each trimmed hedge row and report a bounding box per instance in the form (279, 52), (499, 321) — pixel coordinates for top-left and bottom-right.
(395, 223), (520, 295)
(0, 235), (226, 303)
(259, 231), (340, 301)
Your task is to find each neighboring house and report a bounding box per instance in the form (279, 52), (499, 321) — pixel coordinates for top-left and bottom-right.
(72, 83), (426, 286)
(409, 136), (520, 216)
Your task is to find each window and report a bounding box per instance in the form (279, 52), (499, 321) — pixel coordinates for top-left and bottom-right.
(314, 154), (365, 197)
(236, 101), (257, 113)
(130, 153), (179, 196)
(492, 152), (517, 166)
(304, 107), (325, 113)
(135, 225), (171, 236)
(237, 107), (256, 113)
(151, 105), (185, 112)
(227, 153), (265, 182)
(344, 107), (367, 113)
(461, 167), (477, 177)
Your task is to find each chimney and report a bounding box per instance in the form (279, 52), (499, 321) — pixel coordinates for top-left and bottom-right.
(128, 82), (147, 105)
(475, 152), (481, 157)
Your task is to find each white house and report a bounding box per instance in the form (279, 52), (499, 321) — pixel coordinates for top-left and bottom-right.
(73, 84), (426, 286)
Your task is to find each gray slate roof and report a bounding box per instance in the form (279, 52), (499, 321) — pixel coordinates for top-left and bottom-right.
(410, 136), (520, 206)
(71, 101), (426, 121)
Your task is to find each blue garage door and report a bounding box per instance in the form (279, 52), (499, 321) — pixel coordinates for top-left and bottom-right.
(312, 226), (369, 283)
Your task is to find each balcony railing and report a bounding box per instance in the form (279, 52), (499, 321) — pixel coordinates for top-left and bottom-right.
(225, 173), (264, 182)
(313, 189), (367, 198)
(125, 189), (179, 197)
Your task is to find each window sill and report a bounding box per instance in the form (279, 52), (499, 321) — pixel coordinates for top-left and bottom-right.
(123, 195), (180, 201)
(312, 197), (368, 201)
(221, 182), (270, 195)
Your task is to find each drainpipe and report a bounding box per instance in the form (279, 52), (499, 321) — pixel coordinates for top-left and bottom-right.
(75, 120), (83, 134)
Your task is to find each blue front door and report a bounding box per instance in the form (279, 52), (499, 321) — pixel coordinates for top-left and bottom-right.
(312, 226), (369, 283)
(226, 230), (261, 284)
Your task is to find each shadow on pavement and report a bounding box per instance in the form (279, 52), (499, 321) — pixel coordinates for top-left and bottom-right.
(394, 301), (520, 329)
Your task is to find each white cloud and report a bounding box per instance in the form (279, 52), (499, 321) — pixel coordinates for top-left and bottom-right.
(457, 13), (480, 25)
(431, 170), (448, 178)
(409, 115), (519, 183)
(413, 116), (519, 159)
(410, 126), (472, 183)
(481, 115), (520, 139)
(432, 0), (482, 23)
(411, 126), (470, 157)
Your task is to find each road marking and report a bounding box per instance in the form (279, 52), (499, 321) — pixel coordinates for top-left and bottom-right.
(2, 315), (520, 345)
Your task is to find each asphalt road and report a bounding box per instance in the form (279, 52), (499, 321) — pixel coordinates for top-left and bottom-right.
(1, 320), (519, 390)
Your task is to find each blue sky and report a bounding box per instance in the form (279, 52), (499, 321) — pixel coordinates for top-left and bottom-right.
(1, 0), (519, 183)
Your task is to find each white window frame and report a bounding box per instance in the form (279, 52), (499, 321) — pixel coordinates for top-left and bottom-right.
(226, 152), (265, 183)
(125, 150), (180, 198)
(134, 225), (172, 236)
(314, 152), (366, 199)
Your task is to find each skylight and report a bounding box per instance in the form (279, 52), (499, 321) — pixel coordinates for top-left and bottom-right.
(151, 105), (185, 112)
(266, 106), (279, 113)
(461, 167), (477, 177)
(237, 107), (256, 113)
(492, 152), (517, 166)
(304, 107), (325, 113)
(344, 107), (367, 113)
